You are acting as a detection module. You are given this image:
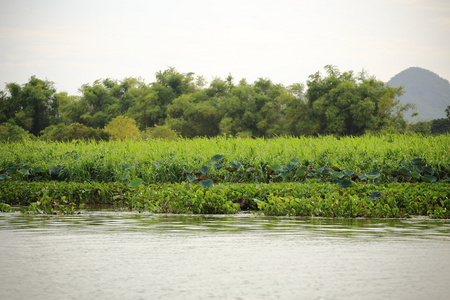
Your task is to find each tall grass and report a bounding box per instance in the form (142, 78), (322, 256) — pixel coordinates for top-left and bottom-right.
(1, 133), (449, 183)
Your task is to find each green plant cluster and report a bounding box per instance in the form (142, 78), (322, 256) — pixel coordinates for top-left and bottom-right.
(1, 66), (418, 140)
(1, 135), (449, 184)
(0, 181), (448, 218)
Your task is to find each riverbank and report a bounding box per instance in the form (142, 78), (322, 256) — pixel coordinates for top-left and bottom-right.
(1, 181), (448, 218)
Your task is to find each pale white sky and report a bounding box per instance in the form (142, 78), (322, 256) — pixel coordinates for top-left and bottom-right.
(1, 0), (449, 95)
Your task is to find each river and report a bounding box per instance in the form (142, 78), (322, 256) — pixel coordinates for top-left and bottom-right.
(0, 212), (449, 300)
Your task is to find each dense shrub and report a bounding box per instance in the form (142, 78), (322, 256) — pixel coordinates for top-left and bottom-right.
(0, 122), (34, 142)
(40, 123), (110, 141)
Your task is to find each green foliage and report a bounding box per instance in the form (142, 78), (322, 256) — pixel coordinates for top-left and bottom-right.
(1, 135), (449, 183)
(408, 121), (432, 135)
(0, 122), (34, 142)
(0, 76), (58, 135)
(39, 123), (110, 141)
(2, 67), (418, 138)
(1, 181), (448, 218)
(104, 116), (140, 140)
(141, 125), (178, 140)
(305, 65), (408, 135)
(128, 178), (143, 187)
(21, 190), (75, 215)
(0, 202), (11, 212)
(431, 118), (450, 134)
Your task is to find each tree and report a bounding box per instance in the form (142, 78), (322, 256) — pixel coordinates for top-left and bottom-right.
(127, 87), (164, 130)
(104, 116), (140, 140)
(76, 78), (143, 129)
(166, 92), (221, 137)
(0, 76), (58, 135)
(408, 121), (431, 135)
(446, 105), (450, 119)
(304, 65), (407, 135)
(155, 67), (197, 96)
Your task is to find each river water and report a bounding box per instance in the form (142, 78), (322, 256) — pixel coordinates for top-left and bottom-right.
(0, 212), (449, 300)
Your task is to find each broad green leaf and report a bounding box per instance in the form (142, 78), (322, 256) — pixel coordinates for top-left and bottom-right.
(367, 174), (379, 180)
(343, 170), (355, 177)
(213, 164), (223, 169)
(422, 175), (437, 183)
(32, 167), (43, 173)
(295, 170), (306, 177)
(423, 166), (434, 175)
(184, 168), (193, 174)
(315, 167), (325, 174)
(128, 178), (143, 187)
(200, 179), (213, 188)
(284, 164), (295, 171)
(211, 154), (224, 163)
(18, 169), (30, 176)
(187, 174), (196, 181)
(269, 164), (284, 172)
(399, 168), (410, 176)
(414, 165), (423, 173)
(230, 163), (241, 170)
(200, 166), (210, 174)
(330, 171), (344, 179)
(368, 170), (381, 177)
(411, 158), (423, 165)
(410, 171), (421, 179)
(290, 158), (300, 165)
(0, 174), (6, 180)
(358, 174), (367, 181)
(120, 164), (131, 170)
(280, 172), (290, 178)
(337, 179), (353, 188)
(369, 191), (382, 201)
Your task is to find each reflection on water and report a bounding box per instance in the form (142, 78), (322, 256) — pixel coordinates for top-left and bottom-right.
(0, 212), (449, 300)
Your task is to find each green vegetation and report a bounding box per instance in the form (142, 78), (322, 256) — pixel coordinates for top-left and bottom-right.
(0, 135), (448, 218)
(0, 181), (448, 218)
(1, 66), (420, 140)
(1, 66), (448, 217)
(0, 135), (449, 184)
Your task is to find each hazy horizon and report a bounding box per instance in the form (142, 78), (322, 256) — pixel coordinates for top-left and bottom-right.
(1, 0), (449, 95)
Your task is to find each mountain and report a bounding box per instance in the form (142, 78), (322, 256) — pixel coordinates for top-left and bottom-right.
(387, 67), (450, 122)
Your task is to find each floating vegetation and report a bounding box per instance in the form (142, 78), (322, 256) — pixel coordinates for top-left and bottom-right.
(0, 134), (448, 217)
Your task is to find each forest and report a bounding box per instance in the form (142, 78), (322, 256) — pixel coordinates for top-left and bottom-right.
(1, 65), (448, 141)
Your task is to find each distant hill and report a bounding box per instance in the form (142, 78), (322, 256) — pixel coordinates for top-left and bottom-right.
(387, 67), (450, 122)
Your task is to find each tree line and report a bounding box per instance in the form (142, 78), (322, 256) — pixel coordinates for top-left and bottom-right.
(1, 65), (447, 141)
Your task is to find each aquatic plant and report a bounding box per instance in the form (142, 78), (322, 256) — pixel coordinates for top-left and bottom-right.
(0, 134), (448, 184)
(1, 181), (448, 218)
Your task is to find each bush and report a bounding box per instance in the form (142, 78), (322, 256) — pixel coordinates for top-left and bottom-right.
(141, 125), (178, 140)
(431, 118), (450, 134)
(40, 123), (110, 141)
(104, 116), (140, 140)
(0, 122), (34, 142)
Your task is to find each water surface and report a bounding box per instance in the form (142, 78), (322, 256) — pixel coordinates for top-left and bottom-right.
(1, 212), (449, 300)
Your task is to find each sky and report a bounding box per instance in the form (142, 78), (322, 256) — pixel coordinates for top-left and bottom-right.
(1, 0), (449, 95)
